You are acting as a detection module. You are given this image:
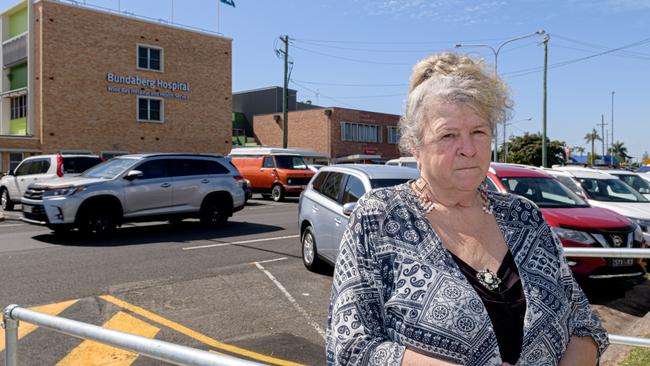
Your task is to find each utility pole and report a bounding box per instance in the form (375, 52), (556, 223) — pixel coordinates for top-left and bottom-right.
(281, 35), (289, 148)
(502, 122), (506, 163)
(597, 114), (607, 163)
(541, 35), (549, 167)
(611, 91), (615, 167)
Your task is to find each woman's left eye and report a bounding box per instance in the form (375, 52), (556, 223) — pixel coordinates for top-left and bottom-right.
(473, 130), (487, 135)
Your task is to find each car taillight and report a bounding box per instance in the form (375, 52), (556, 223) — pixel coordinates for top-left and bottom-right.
(56, 153), (64, 177)
(233, 175), (244, 182)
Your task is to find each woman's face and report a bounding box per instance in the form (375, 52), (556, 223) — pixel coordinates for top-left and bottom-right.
(415, 100), (493, 193)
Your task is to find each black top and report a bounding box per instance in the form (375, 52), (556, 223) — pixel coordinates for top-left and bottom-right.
(449, 250), (527, 364)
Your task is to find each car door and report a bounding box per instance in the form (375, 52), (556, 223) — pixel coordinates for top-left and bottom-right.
(17, 159), (50, 196)
(330, 174), (368, 257)
(123, 158), (173, 217)
(6, 160), (31, 199)
(171, 158), (230, 212)
(315, 171), (346, 262)
(258, 156), (277, 191)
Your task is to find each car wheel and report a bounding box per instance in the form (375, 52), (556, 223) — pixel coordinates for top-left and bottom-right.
(200, 197), (230, 226)
(271, 185), (285, 202)
(78, 209), (117, 236)
(302, 226), (324, 272)
(1, 188), (14, 211)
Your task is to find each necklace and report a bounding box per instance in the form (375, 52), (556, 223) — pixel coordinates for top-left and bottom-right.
(411, 177), (493, 214)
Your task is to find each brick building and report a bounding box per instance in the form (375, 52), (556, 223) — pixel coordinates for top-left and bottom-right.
(254, 107), (401, 162)
(0, 0), (232, 173)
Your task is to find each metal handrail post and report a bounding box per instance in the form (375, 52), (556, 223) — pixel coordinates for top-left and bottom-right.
(3, 304), (20, 366)
(4, 305), (266, 366)
(609, 334), (650, 348)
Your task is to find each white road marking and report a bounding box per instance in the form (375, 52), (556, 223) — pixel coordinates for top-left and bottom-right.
(182, 234), (300, 251)
(244, 203), (294, 210)
(253, 257), (288, 265)
(254, 261), (326, 340)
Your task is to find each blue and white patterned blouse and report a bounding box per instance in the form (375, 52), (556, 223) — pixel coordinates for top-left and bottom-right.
(326, 183), (609, 366)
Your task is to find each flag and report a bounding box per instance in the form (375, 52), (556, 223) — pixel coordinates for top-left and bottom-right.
(220, 0), (235, 7)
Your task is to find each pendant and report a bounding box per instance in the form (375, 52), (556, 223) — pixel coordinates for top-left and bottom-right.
(476, 268), (501, 291)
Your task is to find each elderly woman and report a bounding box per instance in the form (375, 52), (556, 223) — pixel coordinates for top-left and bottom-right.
(326, 53), (608, 366)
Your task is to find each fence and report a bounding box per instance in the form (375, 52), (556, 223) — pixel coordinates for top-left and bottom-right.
(3, 247), (650, 365)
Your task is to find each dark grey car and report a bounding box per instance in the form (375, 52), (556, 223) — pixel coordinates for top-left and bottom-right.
(298, 165), (419, 271)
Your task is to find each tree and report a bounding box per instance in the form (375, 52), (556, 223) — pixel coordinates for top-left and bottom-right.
(584, 129), (601, 165)
(507, 133), (566, 166)
(609, 141), (629, 164)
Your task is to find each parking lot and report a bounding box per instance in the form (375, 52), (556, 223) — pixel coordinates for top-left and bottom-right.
(1, 197), (649, 365)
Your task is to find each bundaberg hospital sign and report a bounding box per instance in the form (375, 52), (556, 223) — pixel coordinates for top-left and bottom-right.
(105, 72), (190, 100)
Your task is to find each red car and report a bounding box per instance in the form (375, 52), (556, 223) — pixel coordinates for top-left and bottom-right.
(486, 163), (646, 280)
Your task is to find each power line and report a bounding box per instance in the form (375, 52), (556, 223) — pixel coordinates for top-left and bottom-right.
(291, 44), (411, 65)
(290, 80), (361, 109)
(291, 37), (515, 45)
(292, 79), (407, 87)
(552, 34), (650, 58)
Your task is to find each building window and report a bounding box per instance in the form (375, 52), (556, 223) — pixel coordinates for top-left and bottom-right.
(387, 126), (400, 144)
(341, 122), (381, 143)
(137, 97), (164, 123)
(137, 45), (163, 71)
(10, 95), (27, 119)
(9, 152), (23, 172)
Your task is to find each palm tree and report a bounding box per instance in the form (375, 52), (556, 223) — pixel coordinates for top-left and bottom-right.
(609, 141), (629, 164)
(584, 129), (601, 165)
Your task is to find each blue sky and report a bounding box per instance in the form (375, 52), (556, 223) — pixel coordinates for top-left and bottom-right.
(6, 0), (650, 161)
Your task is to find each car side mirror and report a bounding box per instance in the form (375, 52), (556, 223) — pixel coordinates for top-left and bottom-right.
(124, 170), (144, 181)
(342, 202), (357, 216)
(6, 169), (13, 176)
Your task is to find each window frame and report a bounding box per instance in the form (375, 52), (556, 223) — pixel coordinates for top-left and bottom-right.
(137, 96), (165, 123)
(341, 174), (367, 205)
(136, 44), (164, 72)
(10, 95), (27, 120)
(387, 126), (400, 144)
(133, 158), (170, 180)
(340, 121), (382, 143)
(8, 152), (24, 174)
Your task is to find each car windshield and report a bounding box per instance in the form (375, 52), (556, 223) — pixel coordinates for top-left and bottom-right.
(370, 178), (412, 188)
(578, 178), (649, 202)
(500, 177), (589, 208)
(612, 174), (650, 194)
(81, 158), (138, 179)
(275, 155), (307, 170)
(553, 175), (584, 195)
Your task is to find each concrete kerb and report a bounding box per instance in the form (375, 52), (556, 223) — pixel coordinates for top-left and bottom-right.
(602, 309), (650, 365)
(0, 211), (5, 222)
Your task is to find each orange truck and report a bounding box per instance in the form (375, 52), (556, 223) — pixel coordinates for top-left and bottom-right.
(229, 148), (315, 201)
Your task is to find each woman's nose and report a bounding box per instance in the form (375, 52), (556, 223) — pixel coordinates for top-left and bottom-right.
(458, 133), (478, 157)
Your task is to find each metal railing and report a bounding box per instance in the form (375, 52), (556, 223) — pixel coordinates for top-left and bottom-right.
(2, 305), (266, 366)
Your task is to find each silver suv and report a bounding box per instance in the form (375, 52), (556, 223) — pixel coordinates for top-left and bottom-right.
(20, 153), (246, 235)
(1, 154), (102, 211)
(298, 165), (419, 271)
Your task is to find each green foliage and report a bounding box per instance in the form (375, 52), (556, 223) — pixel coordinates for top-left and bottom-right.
(619, 335), (650, 366)
(506, 133), (566, 167)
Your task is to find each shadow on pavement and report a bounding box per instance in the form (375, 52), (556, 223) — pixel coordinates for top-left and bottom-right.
(580, 277), (650, 317)
(30, 221), (285, 247)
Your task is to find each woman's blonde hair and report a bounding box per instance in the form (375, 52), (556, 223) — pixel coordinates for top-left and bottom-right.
(399, 52), (512, 155)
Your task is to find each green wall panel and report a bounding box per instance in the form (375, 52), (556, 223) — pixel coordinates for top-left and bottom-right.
(8, 7), (27, 39)
(9, 117), (26, 135)
(9, 63), (27, 90)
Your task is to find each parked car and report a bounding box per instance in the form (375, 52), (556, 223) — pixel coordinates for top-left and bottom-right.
(637, 166), (650, 173)
(606, 170), (650, 199)
(298, 165), (419, 271)
(553, 166), (650, 242)
(20, 154), (245, 235)
(1, 154), (102, 211)
(385, 157), (417, 168)
(230, 149), (314, 202)
(307, 164), (325, 173)
(486, 164), (646, 280)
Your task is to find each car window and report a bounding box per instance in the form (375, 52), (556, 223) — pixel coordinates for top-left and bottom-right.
(320, 172), (345, 201)
(14, 161), (32, 176)
(579, 178), (648, 202)
(615, 174), (650, 194)
(82, 158), (137, 179)
(262, 157), (275, 168)
(172, 159), (229, 177)
(311, 171), (329, 192)
(501, 177), (588, 208)
(342, 175), (366, 204)
(135, 159), (169, 180)
(27, 159), (50, 175)
(370, 178), (411, 188)
(275, 155), (307, 170)
(63, 157), (102, 174)
(484, 177), (499, 192)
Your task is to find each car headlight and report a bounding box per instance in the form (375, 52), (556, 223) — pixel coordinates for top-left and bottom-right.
(630, 217), (650, 232)
(634, 224), (644, 242)
(44, 186), (87, 197)
(287, 179), (292, 184)
(550, 226), (596, 245)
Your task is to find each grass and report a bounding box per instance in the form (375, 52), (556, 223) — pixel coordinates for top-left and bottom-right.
(618, 334), (650, 366)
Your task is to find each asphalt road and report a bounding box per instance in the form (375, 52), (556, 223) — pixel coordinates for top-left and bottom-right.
(1, 198), (649, 366)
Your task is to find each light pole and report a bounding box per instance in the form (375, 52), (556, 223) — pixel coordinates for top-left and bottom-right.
(455, 30), (546, 162)
(503, 117), (532, 163)
(611, 91), (615, 167)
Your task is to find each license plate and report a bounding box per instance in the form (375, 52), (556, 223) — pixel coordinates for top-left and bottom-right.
(610, 258), (634, 267)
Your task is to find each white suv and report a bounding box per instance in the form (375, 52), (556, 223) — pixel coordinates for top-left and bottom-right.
(20, 153), (246, 235)
(1, 154), (102, 211)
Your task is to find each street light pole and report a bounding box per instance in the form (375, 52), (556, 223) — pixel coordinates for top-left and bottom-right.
(455, 30), (546, 163)
(611, 91), (615, 167)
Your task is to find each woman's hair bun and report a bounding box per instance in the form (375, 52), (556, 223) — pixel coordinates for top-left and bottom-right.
(408, 53), (479, 93)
